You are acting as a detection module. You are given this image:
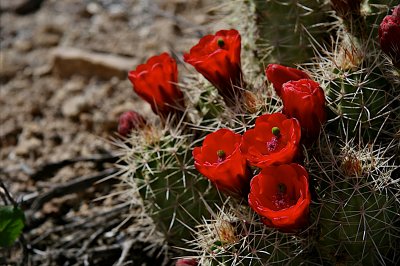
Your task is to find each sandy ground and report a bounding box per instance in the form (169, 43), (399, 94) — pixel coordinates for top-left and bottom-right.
(0, 0), (222, 264)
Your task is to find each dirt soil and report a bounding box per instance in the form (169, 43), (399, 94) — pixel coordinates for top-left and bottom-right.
(0, 0), (220, 264)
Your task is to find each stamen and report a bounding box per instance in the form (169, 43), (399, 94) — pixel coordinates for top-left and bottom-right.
(217, 150), (226, 162)
(217, 38), (225, 48)
(266, 138), (279, 152)
(272, 126), (281, 137)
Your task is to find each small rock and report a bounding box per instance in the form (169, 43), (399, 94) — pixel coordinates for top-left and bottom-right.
(51, 47), (137, 79)
(0, 50), (27, 83)
(15, 138), (42, 157)
(33, 64), (52, 77)
(86, 2), (102, 16)
(34, 33), (61, 47)
(0, 120), (22, 147)
(14, 39), (33, 52)
(108, 4), (128, 20)
(61, 95), (91, 118)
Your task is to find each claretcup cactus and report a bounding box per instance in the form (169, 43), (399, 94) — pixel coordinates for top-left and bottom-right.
(308, 137), (400, 265)
(113, 0), (400, 264)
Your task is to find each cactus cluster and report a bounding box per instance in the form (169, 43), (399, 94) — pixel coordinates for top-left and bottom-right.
(114, 0), (400, 265)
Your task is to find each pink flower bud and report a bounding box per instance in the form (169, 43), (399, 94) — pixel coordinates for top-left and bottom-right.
(117, 111), (146, 137)
(379, 5), (400, 67)
(175, 258), (198, 266)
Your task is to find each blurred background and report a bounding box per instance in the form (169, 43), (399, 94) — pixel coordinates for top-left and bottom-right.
(0, 0), (224, 264)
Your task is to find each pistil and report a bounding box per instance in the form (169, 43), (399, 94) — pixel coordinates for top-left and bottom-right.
(217, 149), (226, 162)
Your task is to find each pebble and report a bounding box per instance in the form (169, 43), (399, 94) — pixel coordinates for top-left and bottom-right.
(51, 47), (137, 80)
(61, 95), (91, 118)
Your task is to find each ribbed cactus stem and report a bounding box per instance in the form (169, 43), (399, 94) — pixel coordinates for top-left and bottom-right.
(250, 0), (331, 64)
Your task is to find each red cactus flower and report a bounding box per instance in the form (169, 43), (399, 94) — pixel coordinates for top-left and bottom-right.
(240, 113), (301, 168)
(248, 163), (311, 231)
(379, 5), (400, 67)
(176, 258), (198, 266)
(184, 29), (244, 107)
(128, 53), (185, 117)
(117, 111), (146, 137)
(265, 64), (310, 97)
(193, 129), (250, 196)
(281, 79), (326, 143)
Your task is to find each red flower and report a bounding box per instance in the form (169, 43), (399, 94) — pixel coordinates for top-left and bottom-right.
(117, 111), (146, 137)
(281, 79), (326, 143)
(248, 163), (311, 231)
(240, 113), (301, 168)
(379, 5), (400, 67)
(193, 129), (250, 196)
(128, 53), (185, 117)
(184, 29), (244, 107)
(265, 64), (310, 97)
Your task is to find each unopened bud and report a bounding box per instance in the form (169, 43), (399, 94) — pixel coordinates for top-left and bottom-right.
(176, 258), (198, 266)
(118, 111), (146, 137)
(379, 5), (400, 67)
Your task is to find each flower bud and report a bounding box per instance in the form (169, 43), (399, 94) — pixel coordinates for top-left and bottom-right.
(128, 53), (185, 118)
(281, 79), (326, 144)
(265, 64), (310, 97)
(175, 258), (198, 266)
(379, 5), (400, 67)
(117, 111), (146, 137)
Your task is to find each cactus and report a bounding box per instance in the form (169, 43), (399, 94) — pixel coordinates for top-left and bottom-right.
(310, 0), (399, 141)
(308, 137), (400, 265)
(250, 0), (332, 65)
(322, 33), (393, 140)
(112, 0), (400, 264)
(192, 203), (308, 266)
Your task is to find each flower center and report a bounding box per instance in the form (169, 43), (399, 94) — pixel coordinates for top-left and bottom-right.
(217, 38), (225, 48)
(278, 183), (287, 193)
(266, 137), (279, 152)
(272, 183), (295, 210)
(217, 149), (226, 162)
